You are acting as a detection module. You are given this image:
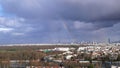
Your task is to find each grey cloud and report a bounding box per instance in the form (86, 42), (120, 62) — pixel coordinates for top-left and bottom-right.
(1, 0), (120, 20)
(0, 0), (120, 43)
(0, 16), (33, 35)
(1, 0), (120, 29)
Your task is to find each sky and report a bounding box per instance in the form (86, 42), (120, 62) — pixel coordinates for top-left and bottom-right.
(0, 0), (120, 44)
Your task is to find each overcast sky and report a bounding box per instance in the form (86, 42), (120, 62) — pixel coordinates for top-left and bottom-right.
(0, 0), (120, 44)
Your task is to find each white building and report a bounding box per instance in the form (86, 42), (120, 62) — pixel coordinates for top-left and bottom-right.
(111, 65), (120, 68)
(62, 51), (73, 55)
(65, 55), (73, 60)
(53, 47), (70, 51)
(77, 47), (87, 51)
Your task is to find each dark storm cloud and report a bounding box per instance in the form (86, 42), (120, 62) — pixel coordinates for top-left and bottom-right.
(0, 0), (120, 43)
(1, 0), (120, 22)
(1, 0), (120, 30)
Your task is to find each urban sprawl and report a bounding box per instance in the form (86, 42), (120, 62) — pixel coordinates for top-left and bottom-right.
(0, 43), (120, 68)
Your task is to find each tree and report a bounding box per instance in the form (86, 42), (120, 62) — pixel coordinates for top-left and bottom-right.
(117, 54), (120, 61)
(88, 64), (94, 68)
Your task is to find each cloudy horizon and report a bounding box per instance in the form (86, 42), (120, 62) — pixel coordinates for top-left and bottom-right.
(0, 0), (120, 44)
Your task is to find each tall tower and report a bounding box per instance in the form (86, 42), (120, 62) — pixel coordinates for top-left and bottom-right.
(108, 38), (111, 44)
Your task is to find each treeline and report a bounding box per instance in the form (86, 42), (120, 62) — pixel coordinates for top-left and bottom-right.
(0, 50), (45, 60)
(0, 50), (64, 67)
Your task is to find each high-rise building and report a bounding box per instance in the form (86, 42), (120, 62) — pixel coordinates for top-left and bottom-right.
(108, 38), (111, 44)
